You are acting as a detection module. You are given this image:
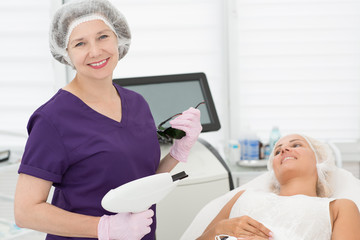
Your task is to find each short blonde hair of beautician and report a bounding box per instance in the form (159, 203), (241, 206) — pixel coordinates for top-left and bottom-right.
(267, 134), (336, 197)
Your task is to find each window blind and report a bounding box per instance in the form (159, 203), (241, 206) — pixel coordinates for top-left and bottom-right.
(5, 0), (357, 151)
(228, 0), (360, 143)
(0, 0), (57, 149)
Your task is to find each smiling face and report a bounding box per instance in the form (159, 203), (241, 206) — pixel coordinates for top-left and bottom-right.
(272, 134), (318, 185)
(67, 19), (119, 81)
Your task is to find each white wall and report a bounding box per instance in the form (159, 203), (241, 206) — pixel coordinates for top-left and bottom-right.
(0, 0), (57, 151)
(228, 0), (360, 144)
(1, 0), (360, 156)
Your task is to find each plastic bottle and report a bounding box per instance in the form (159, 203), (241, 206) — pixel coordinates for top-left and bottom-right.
(269, 126), (281, 152)
(247, 131), (259, 160)
(264, 144), (271, 160)
(238, 131), (248, 160)
(228, 140), (241, 165)
(239, 129), (259, 160)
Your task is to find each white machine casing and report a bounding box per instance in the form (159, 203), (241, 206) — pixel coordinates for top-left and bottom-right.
(156, 140), (232, 240)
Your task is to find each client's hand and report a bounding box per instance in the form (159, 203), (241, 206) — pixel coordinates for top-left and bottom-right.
(170, 107), (202, 162)
(98, 209), (154, 240)
(215, 215), (273, 240)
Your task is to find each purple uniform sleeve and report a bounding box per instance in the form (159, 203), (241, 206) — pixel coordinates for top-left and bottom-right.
(19, 111), (69, 183)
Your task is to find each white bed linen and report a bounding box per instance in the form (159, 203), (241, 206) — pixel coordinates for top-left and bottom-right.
(230, 190), (333, 240)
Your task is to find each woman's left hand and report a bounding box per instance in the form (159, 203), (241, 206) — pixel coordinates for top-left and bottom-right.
(215, 216), (272, 239)
(169, 107), (202, 162)
(198, 216), (272, 240)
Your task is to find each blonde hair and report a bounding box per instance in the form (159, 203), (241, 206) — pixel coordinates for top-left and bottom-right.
(267, 134), (336, 197)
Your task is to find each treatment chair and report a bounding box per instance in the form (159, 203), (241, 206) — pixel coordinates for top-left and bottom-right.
(180, 165), (360, 239)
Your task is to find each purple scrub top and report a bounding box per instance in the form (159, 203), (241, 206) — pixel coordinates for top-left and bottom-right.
(19, 84), (160, 240)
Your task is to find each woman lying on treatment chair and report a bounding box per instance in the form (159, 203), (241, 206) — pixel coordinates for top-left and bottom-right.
(197, 134), (360, 240)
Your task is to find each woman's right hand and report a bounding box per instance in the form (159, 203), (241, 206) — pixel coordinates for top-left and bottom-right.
(98, 209), (154, 240)
(214, 215), (273, 239)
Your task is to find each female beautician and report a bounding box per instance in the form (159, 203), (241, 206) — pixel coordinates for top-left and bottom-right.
(14, 0), (202, 240)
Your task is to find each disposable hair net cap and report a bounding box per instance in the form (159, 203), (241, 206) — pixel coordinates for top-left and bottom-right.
(267, 134), (336, 197)
(49, 0), (131, 67)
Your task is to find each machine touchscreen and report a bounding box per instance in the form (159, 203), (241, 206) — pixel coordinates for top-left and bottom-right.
(113, 72), (220, 133)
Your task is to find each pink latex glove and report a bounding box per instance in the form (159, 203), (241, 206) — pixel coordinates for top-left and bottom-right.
(98, 209), (154, 240)
(169, 107), (202, 162)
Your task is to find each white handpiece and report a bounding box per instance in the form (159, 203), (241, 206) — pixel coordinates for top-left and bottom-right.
(101, 172), (186, 213)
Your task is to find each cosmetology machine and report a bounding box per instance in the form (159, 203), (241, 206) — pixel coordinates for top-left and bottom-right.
(113, 72), (234, 240)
